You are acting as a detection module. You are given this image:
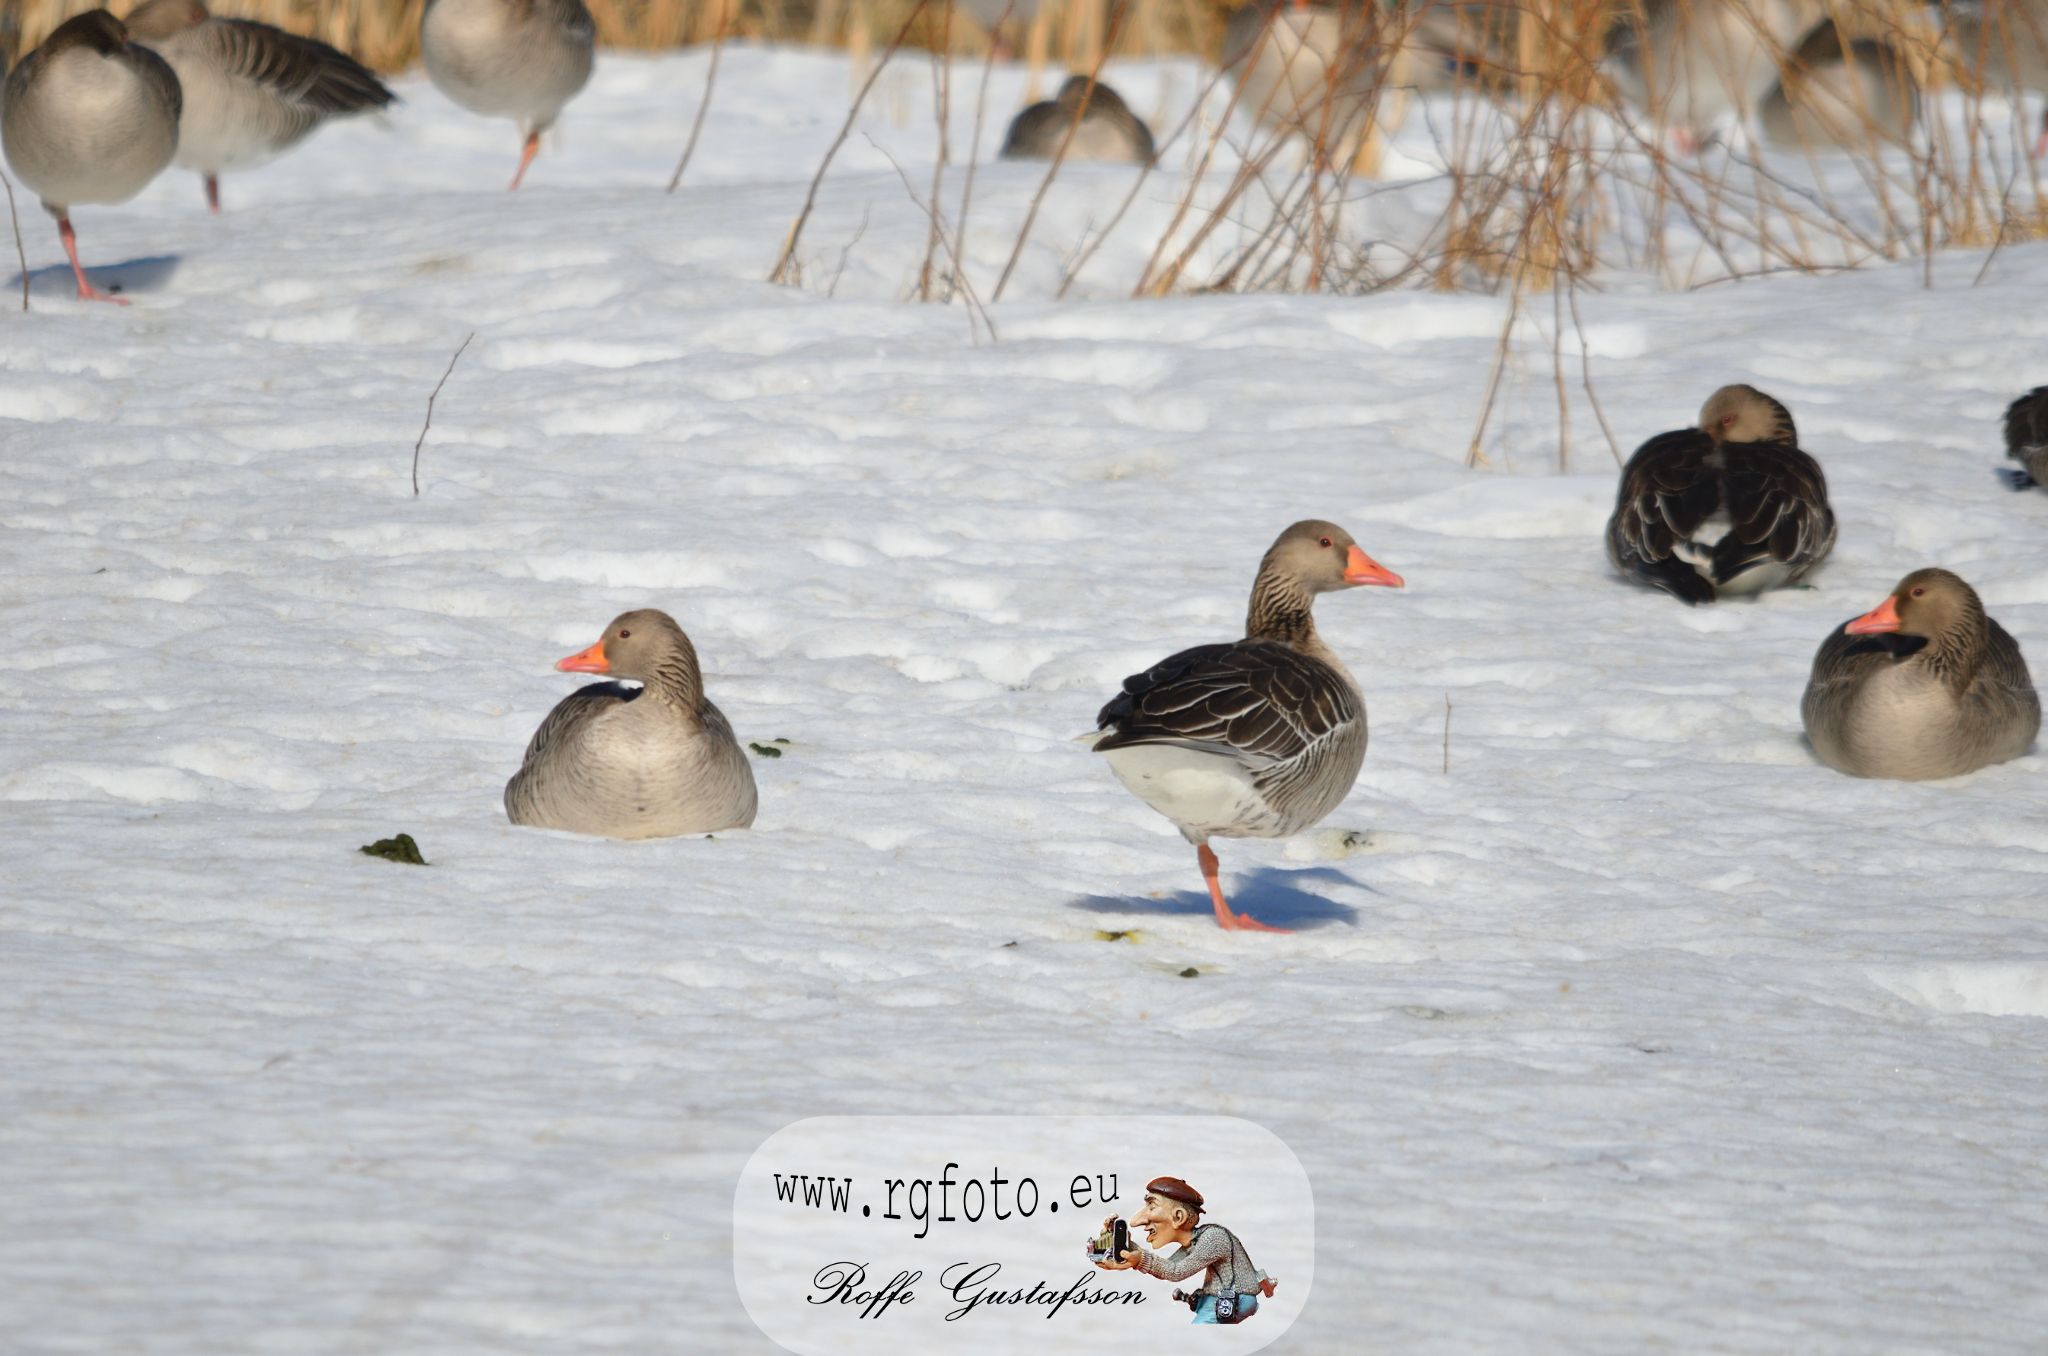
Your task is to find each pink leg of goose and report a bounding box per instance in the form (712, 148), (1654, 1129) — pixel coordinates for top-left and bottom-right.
(205, 174), (221, 215)
(58, 216), (125, 305)
(2035, 110), (2047, 160)
(1198, 843), (1290, 934)
(509, 131), (541, 191)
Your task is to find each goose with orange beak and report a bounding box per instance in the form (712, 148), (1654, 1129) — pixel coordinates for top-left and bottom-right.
(1802, 569), (2039, 780)
(1091, 520), (1403, 933)
(505, 609), (757, 838)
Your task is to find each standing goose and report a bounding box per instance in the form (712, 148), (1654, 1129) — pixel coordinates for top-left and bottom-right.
(1091, 521), (1404, 933)
(1761, 31), (1918, 151)
(421, 0), (595, 190)
(1802, 569), (2039, 779)
(2000, 384), (2048, 490)
(1603, 0), (1802, 153)
(1, 10), (180, 304)
(124, 0), (394, 214)
(1606, 384), (1836, 604)
(505, 609), (758, 839)
(1000, 75), (1155, 164)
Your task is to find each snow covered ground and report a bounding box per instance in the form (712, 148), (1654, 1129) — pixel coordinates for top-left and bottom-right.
(3, 44), (2047, 1355)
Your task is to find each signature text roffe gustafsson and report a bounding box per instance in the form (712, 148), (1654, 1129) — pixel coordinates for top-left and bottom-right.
(807, 1261), (1146, 1321)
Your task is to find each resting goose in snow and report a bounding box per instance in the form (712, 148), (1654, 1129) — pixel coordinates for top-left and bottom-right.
(1761, 32), (1918, 151)
(0, 10), (180, 303)
(1802, 569), (2039, 779)
(1000, 75), (1155, 164)
(2000, 385), (2048, 490)
(1606, 383), (1836, 604)
(506, 609), (758, 839)
(420, 0), (595, 190)
(1091, 520), (1403, 933)
(124, 0), (394, 214)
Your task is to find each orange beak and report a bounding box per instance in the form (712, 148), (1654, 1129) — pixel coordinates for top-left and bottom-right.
(1845, 595), (1901, 635)
(555, 638), (610, 673)
(1342, 545), (1403, 588)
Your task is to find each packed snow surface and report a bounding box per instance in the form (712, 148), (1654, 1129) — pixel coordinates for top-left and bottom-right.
(3, 45), (2047, 1355)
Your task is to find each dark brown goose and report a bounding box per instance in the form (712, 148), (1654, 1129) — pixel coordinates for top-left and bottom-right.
(1802, 569), (2039, 779)
(2000, 385), (2048, 491)
(1091, 520), (1403, 933)
(1606, 384), (1836, 604)
(1000, 75), (1155, 164)
(125, 0), (394, 214)
(0, 10), (180, 303)
(506, 609), (757, 839)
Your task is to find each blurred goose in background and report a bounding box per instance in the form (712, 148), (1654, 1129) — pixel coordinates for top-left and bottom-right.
(506, 609), (758, 839)
(125, 0), (394, 213)
(1802, 569), (2039, 779)
(1606, 384), (1837, 604)
(1001, 75), (1155, 163)
(421, 0), (594, 189)
(1091, 520), (1404, 934)
(2000, 384), (2048, 489)
(1604, 0), (1802, 153)
(1944, 0), (2048, 156)
(1761, 27), (1919, 150)
(0, 10), (180, 303)
(1222, 0), (1514, 170)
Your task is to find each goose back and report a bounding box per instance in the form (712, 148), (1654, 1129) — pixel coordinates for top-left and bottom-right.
(422, 0), (594, 131)
(1000, 76), (1154, 163)
(2003, 385), (2048, 489)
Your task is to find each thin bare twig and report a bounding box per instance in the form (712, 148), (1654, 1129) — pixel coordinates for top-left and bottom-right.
(412, 332), (475, 497)
(2, 171), (26, 312)
(770, 0), (931, 285)
(666, 10), (732, 193)
(1442, 695), (1452, 775)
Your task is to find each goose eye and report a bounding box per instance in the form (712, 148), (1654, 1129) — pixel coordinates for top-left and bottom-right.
(619, 629), (632, 638)
(1909, 588), (1924, 599)
(1318, 537), (1332, 548)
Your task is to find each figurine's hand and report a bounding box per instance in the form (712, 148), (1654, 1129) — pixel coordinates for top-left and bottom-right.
(1092, 1255), (1134, 1271)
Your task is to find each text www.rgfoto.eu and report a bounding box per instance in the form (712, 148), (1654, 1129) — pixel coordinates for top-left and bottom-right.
(772, 1166), (1119, 1239)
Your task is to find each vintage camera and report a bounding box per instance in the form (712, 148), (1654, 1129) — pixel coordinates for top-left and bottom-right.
(1086, 1217), (1130, 1262)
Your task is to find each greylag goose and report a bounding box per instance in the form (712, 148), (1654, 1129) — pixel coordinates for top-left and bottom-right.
(1606, 384), (1836, 604)
(124, 0), (394, 214)
(1945, 0), (2048, 158)
(1000, 75), (1155, 164)
(1802, 569), (2039, 779)
(421, 0), (595, 190)
(1221, 1), (1513, 170)
(505, 609), (758, 839)
(2000, 385), (2048, 490)
(1603, 0), (1801, 153)
(0, 10), (180, 304)
(1761, 30), (1918, 151)
(1090, 520), (1403, 933)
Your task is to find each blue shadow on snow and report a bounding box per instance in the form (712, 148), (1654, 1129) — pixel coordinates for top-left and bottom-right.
(1070, 865), (1368, 931)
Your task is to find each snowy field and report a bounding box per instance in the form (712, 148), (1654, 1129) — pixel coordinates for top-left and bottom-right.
(4, 44), (2048, 1354)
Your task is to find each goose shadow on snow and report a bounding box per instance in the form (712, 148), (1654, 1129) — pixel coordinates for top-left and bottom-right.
(1071, 864), (1371, 931)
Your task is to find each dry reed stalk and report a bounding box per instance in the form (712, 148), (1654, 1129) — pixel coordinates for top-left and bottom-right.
(3, 171), (28, 312)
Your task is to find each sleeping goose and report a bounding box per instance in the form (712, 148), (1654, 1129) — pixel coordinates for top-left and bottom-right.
(505, 609), (758, 839)
(1090, 520), (1404, 933)
(421, 0), (594, 190)
(1761, 31), (1918, 151)
(1606, 383), (1836, 604)
(1802, 569), (2039, 779)
(0, 10), (180, 304)
(2000, 385), (2048, 490)
(1000, 75), (1155, 164)
(1603, 0), (1802, 153)
(124, 0), (394, 214)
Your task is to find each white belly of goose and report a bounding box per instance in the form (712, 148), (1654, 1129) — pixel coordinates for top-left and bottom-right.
(1098, 743), (1292, 842)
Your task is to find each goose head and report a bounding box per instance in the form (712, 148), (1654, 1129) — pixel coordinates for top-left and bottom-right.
(555, 609), (695, 680)
(1698, 384), (1796, 445)
(1845, 568), (1980, 638)
(1260, 519), (1403, 592)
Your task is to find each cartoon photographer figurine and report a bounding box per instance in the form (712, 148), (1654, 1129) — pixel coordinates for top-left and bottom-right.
(1093, 1176), (1277, 1325)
